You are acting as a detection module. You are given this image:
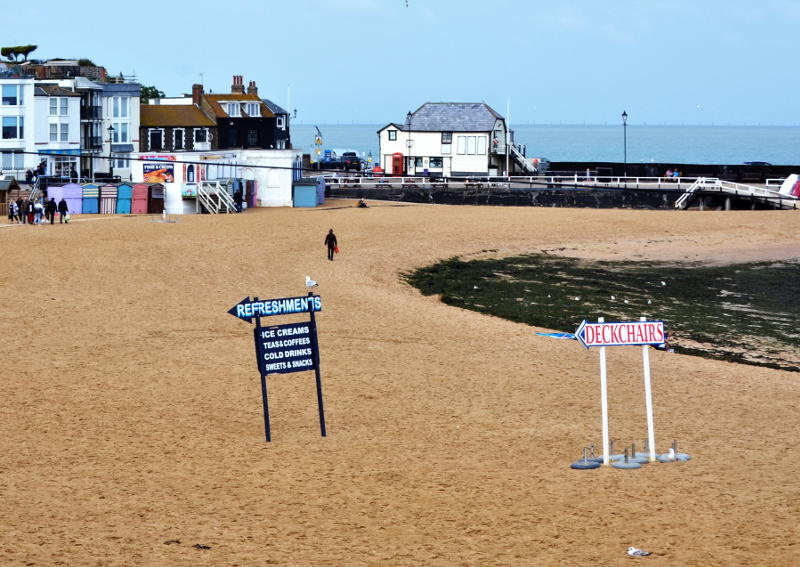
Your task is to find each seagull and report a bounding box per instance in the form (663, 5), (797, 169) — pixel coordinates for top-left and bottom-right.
(624, 299), (629, 304)
(627, 547), (652, 557)
(473, 285), (479, 290)
(610, 295), (616, 300)
(574, 296), (581, 301)
(305, 275), (318, 288)
(660, 281), (666, 286)
(547, 294), (551, 299)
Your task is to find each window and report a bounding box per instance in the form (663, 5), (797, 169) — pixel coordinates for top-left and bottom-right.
(477, 136), (487, 155)
(60, 97), (68, 115)
(2, 151), (24, 169)
(50, 123), (58, 141)
(276, 115), (285, 129)
(113, 96), (129, 118)
(195, 128), (207, 143)
(245, 102), (260, 116)
(116, 156), (128, 168)
(2, 116), (22, 139)
(441, 132), (452, 144)
(2, 85), (20, 106)
(388, 130), (397, 141)
(186, 164), (195, 183)
(50, 98), (58, 115)
(226, 102), (240, 117)
(430, 157), (443, 168)
(441, 144), (451, 155)
(60, 123), (69, 142)
(456, 136), (466, 155)
(149, 129), (163, 150)
(247, 129), (258, 146)
(414, 157), (424, 167)
(173, 128), (184, 150)
(467, 136), (477, 155)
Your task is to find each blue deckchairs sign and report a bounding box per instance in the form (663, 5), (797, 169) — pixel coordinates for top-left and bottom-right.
(228, 293), (326, 442)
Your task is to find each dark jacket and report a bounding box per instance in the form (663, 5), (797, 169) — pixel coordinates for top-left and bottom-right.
(58, 198), (68, 214)
(324, 232), (337, 248)
(46, 199), (57, 214)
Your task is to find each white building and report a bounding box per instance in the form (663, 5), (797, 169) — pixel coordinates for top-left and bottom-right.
(102, 81), (141, 181)
(377, 102), (535, 177)
(34, 85), (82, 178)
(129, 148), (302, 212)
(0, 74), (36, 177)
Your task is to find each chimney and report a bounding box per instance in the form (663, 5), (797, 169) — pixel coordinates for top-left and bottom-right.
(192, 83), (204, 105)
(247, 80), (258, 96)
(231, 75), (245, 94)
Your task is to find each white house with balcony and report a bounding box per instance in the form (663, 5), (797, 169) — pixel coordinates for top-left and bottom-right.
(377, 102), (535, 177)
(34, 85), (82, 178)
(0, 75), (36, 178)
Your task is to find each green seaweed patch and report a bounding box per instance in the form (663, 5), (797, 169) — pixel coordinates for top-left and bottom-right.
(404, 254), (800, 372)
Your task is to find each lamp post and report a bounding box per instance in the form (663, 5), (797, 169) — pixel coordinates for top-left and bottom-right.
(406, 110), (412, 176)
(107, 124), (115, 179)
(621, 110), (628, 178)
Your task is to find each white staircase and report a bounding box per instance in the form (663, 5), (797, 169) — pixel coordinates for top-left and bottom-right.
(675, 177), (797, 210)
(197, 181), (237, 214)
(508, 144), (537, 174)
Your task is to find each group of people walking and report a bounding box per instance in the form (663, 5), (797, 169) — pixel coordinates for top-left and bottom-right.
(7, 197), (69, 225)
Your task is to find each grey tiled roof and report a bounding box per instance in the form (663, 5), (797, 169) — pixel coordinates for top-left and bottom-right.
(401, 102), (504, 132)
(262, 99), (288, 115)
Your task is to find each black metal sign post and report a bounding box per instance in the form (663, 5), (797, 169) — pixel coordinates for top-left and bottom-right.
(251, 296), (271, 443)
(307, 291), (327, 437)
(229, 293), (325, 442)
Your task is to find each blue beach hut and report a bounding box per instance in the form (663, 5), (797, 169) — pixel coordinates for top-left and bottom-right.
(116, 183), (133, 214)
(81, 183), (100, 214)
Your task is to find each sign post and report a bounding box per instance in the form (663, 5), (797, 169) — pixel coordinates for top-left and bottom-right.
(598, 317), (610, 466)
(229, 293), (325, 441)
(640, 316), (657, 462)
(252, 296), (271, 443)
(575, 317), (665, 465)
(307, 292), (327, 437)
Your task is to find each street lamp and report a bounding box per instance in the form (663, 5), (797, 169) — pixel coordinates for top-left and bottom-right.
(406, 110), (412, 176)
(621, 110), (628, 178)
(107, 124), (115, 179)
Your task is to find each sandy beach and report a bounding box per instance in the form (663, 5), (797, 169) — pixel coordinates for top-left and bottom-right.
(1, 202), (798, 566)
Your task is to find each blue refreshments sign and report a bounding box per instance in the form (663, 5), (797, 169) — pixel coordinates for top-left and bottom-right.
(228, 295), (322, 323)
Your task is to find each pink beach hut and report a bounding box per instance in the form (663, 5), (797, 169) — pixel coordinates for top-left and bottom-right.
(132, 184), (149, 214)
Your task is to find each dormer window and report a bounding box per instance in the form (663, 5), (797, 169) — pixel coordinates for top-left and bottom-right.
(226, 102), (240, 117)
(245, 102), (260, 117)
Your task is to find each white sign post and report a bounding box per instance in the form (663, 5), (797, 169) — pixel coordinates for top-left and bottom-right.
(640, 316), (657, 462)
(575, 317), (665, 466)
(598, 317), (610, 466)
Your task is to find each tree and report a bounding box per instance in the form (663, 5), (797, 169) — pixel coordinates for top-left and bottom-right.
(1, 45), (38, 62)
(140, 85), (165, 103)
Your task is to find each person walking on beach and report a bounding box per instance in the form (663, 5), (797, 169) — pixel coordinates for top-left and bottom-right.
(324, 228), (338, 261)
(33, 199), (44, 225)
(57, 197), (68, 224)
(26, 199), (34, 224)
(8, 200), (18, 223)
(46, 198), (57, 224)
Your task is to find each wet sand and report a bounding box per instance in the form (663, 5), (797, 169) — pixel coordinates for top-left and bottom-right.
(1, 203), (798, 566)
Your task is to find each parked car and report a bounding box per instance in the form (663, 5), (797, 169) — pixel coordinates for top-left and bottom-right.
(342, 152), (362, 172)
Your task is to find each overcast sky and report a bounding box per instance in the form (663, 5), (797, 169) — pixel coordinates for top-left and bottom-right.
(5, 0), (799, 125)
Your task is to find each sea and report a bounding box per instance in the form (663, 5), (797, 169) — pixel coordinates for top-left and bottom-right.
(291, 124), (800, 166)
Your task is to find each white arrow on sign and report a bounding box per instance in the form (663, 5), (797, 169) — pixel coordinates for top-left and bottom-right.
(575, 319), (665, 349)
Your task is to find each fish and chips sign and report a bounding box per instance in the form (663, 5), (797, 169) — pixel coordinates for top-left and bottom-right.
(228, 294), (326, 442)
(575, 317), (666, 465)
